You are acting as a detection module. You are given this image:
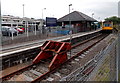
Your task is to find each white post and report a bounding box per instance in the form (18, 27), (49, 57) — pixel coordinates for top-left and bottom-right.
(35, 22), (36, 35)
(24, 21), (26, 34)
(11, 19), (14, 40)
(62, 22), (64, 27)
(27, 21), (29, 37)
(17, 23), (19, 36)
(32, 22), (33, 33)
(25, 21), (27, 34)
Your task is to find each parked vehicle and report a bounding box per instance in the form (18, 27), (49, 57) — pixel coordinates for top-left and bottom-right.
(20, 27), (25, 31)
(1, 26), (18, 36)
(18, 26), (25, 31)
(14, 27), (24, 34)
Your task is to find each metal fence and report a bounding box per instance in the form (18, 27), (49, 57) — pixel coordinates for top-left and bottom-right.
(2, 25), (93, 46)
(1, 27), (62, 46)
(87, 39), (117, 81)
(60, 36), (117, 81)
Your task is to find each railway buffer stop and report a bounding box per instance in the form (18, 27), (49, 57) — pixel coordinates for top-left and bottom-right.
(33, 40), (71, 70)
(57, 11), (97, 33)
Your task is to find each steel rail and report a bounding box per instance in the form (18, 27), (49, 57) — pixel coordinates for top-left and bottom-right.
(1, 64), (34, 81)
(31, 34), (108, 82)
(1, 33), (108, 82)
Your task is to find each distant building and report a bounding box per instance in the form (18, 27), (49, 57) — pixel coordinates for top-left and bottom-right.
(1, 15), (42, 27)
(118, 1), (120, 17)
(2, 15), (23, 26)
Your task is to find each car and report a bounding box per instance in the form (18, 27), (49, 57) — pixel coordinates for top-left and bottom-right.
(19, 27), (25, 31)
(15, 27), (24, 34)
(21, 27), (25, 31)
(1, 26), (18, 36)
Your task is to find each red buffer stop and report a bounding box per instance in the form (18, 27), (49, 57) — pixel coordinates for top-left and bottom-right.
(33, 40), (71, 70)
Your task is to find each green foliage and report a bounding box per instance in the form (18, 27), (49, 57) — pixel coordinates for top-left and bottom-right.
(105, 16), (120, 24)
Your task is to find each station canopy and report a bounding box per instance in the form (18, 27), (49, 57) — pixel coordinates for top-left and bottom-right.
(58, 11), (97, 22)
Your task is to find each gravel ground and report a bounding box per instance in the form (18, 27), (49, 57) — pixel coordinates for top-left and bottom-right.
(87, 34), (117, 81)
(58, 34), (117, 81)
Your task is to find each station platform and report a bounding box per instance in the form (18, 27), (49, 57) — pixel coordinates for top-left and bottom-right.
(1, 29), (101, 57)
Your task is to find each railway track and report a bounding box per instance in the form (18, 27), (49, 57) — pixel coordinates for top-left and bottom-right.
(1, 33), (109, 82)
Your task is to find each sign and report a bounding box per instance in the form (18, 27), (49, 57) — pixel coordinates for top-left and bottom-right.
(46, 17), (57, 27)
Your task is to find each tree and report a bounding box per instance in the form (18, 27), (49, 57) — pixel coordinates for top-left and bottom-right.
(105, 16), (120, 25)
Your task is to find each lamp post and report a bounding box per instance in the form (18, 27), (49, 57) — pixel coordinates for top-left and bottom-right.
(69, 4), (72, 43)
(41, 8), (46, 34)
(23, 4), (26, 34)
(42, 8), (46, 27)
(23, 4), (25, 18)
(69, 4), (72, 57)
(92, 13), (94, 18)
(69, 4), (72, 14)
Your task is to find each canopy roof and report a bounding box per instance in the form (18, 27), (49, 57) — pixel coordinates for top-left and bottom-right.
(58, 11), (97, 22)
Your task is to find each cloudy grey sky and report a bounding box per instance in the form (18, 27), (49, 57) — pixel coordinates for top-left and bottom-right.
(1, 0), (120, 21)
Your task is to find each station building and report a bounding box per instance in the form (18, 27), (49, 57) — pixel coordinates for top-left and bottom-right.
(57, 11), (97, 33)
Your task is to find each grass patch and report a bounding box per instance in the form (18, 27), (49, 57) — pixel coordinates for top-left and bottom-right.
(94, 56), (110, 81)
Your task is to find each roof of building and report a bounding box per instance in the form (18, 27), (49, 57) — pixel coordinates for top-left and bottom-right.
(58, 11), (97, 22)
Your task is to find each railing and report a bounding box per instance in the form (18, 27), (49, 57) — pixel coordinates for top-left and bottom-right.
(60, 36), (117, 81)
(87, 39), (117, 81)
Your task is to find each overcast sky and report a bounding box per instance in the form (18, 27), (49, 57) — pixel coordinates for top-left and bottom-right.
(1, 0), (120, 21)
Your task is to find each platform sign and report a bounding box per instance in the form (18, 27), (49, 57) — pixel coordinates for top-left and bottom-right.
(46, 17), (57, 27)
